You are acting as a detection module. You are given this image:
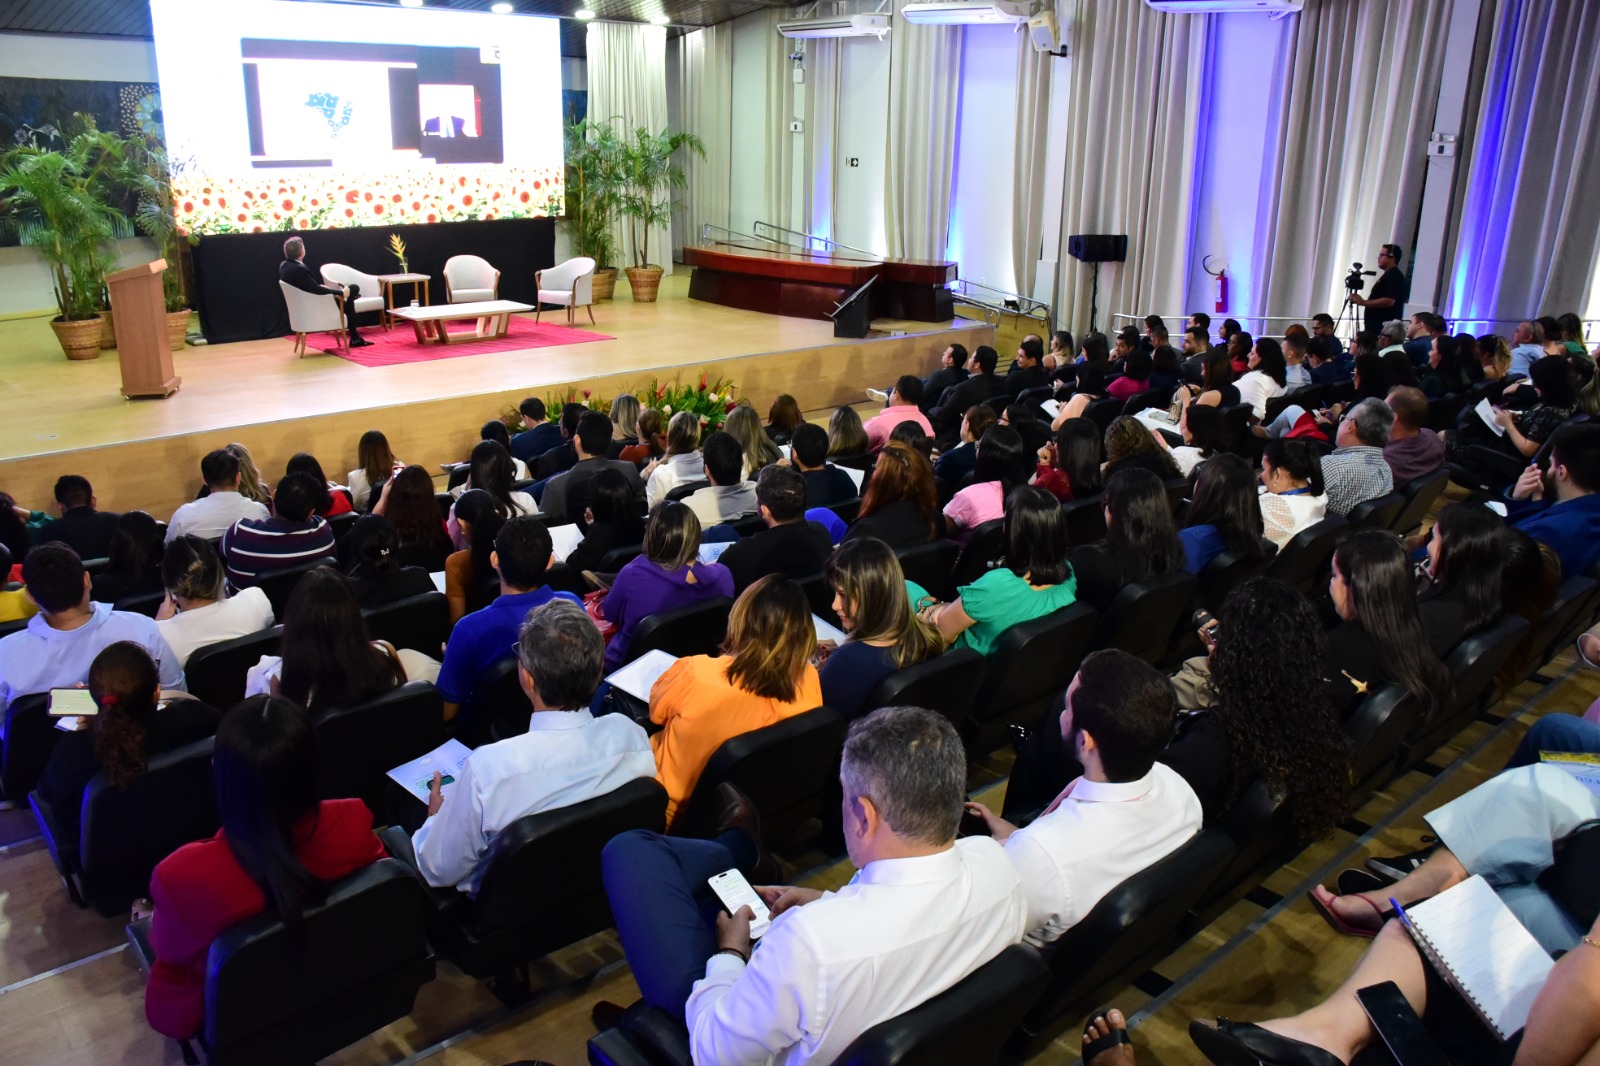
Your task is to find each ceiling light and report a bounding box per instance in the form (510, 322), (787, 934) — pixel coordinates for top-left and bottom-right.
(575, 7), (595, 17)
(649, 14), (670, 24)
(399, 0), (424, 7)
(492, 1), (513, 10)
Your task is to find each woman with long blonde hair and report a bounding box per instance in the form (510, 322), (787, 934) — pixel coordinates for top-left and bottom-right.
(226, 442), (272, 506)
(724, 403), (782, 478)
(819, 537), (942, 718)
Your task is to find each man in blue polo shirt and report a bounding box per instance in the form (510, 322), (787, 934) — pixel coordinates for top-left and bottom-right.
(1505, 423), (1600, 578)
(435, 515), (582, 727)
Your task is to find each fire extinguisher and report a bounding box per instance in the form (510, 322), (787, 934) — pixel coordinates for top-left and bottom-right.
(1215, 270), (1228, 314)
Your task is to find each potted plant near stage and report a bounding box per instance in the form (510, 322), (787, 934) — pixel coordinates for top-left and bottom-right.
(125, 136), (197, 351)
(563, 120), (626, 301)
(616, 124), (703, 303)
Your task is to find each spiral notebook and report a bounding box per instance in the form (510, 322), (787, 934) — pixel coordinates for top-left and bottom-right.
(1392, 875), (1553, 1040)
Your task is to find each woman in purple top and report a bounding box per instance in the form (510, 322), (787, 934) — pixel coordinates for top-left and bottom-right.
(601, 502), (734, 671)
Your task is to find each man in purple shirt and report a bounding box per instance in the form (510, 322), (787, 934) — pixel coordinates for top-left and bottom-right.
(220, 474), (335, 588)
(1383, 387), (1445, 485)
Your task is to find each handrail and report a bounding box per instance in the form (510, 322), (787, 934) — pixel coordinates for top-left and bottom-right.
(952, 279), (1052, 332)
(750, 221), (877, 259)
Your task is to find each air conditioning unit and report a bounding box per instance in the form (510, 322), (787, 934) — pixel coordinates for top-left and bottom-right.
(901, 1), (1031, 25)
(1145, 0), (1301, 11)
(777, 13), (892, 38)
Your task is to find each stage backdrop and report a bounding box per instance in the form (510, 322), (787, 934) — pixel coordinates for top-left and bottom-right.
(192, 216), (556, 343)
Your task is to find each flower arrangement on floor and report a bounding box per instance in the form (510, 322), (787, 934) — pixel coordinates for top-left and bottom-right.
(499, 374), (741, 435)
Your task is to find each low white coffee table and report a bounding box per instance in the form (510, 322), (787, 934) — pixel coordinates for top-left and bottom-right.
(389, 300), (535, 345)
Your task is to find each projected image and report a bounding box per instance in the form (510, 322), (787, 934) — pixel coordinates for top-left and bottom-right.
(420, 85), (479, 140)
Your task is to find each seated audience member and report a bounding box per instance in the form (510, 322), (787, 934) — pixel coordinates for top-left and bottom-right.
(1417, 503), (1506, 646)
(1193, 764), (1600, 1065)
(1108, 348), (1155, 401)
(845, 442), (944, 550)
(764, 394), (805, 447)
(933, 404), (997, 487)
(912, 486), (1078, 656)
(943, 425), (1030, 543)
(1418, 332), (1473, 397)
(965, 649), (1202, 946)
(1103, 415), (1182, 481)
(373, 464), (453, 571)
(645, 411), (706, 507)
(723, 404), (784, 480)
(245, 567), (414, 715)
(1505, 423), (1600, 577)
(600, 502), (734, 672)
(1150, 344), (1184, 395)
(1325, 531), (1453, 716)
(436, 517), (582, 724)
(609, 394), (642, 454)
(718, 465), (834, 594)
(1179, 325), (1212, 384)
(1456, 332), (1485, 383)
(411, 600), (655, 895)
(39, 475), (119, 560)
(1376, 319), (1408, 359)
(1382, 386), (1446, 484)
(864, 376), (933, 451)
(1225, 331), (1253, 377)
(347, 429), (398, 512)
(1067, 468), (1186, 611)
(535, 403), (588, 480)
(683, 432), (759, 528)
(1, 491), (33, 574)
(226, 442), (274, 509)
(443, 490), (507, 624)
(0, 543), (183, 712)
(649, 575), (822, 828)
(338, 515), (435, 608)
(166, 449), (269, 543)
(818, 538), (942, 719)
(1033, 418), (1103, 503)
(921, 343), (969, 412)
(284, 453), (352, 518)
(1047, 329), (1075, 370)
(824, 406), (873, 463)
(91, 511), (167, 604)
(930, 345), (1000, 436)
(1456, 355), (1579, 465)
(1065, 332), (1115, 399)
(600, 707), (1027, 1062)
(1162, 402), (1227, 477)
(999, 402), (1048, 455)
(620, 407), (667, 466)
(1179, 454), (1267, 574)
(1478, 333), (1513, 382)
(221, 473), (336, 589)
(1319, 398), (1394, 516)
(1306, 335), (1350, 385)
(1281, 334), (1312, 387)
(1185, 348), (1241, 411)
(1233, 338), (1289, 420)
(510, 397), (563, 464)
(564, 469), (648, 574)
(1258, 438), (1328, 547)
(789, 423), (858, 508)
(541, 411), (644, 524)
(448, 440), (536, 531)
(1403, 311), (1447, 366)
(36, 641), (220, 846)
(1381, 348), (1420, 390)
(1003, 336), (1049, 396)
(137, 696), (385, 1041)
(156, 536), (274, 667)
(1309, 312), (1344, 355)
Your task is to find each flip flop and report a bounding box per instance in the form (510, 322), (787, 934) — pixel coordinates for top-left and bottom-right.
(1335, 867), (1392, 896)
(1082, 1007), (1132, 1064)
(1306, 884), (1387, 938)
(1577, 633), (1600, 670)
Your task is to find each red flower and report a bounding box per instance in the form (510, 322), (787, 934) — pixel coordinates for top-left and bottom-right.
(725, 401), (738, 413)
(532, 180), (541, 190)
(345, 190), (360, 204)
(344, 207), (355, 218)
(519, 191), (530, 203)
(392, 193), (402, 203)
(459, 176), (468, 187)
(426, 212), (438, 223)
(699, 372), (707, 388)
(582, 389), (591, 398)
(182, 200), (195, 213)
(373, 203), (384, 214)
(412, 201), (421, 210)
(461, 194), (474, 206)
(217, 197), (227, 207)
(236, 212), (248, 223)
(363, 191), (373, 202)
(281, 199), (293, 211)
(656, 385), (667, 399)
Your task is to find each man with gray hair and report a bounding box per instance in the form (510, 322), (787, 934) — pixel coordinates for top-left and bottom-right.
(408, 599), (654, 895)
(278, 234), (371, 346)
(598, 706), (1027, 1064)
(1320, 397), (1395, 515)
(1509, 319), (1544, 379)
(1376, 319), (1408, 358)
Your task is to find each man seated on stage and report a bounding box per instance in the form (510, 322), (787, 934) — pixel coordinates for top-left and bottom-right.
(220, 473), (336, 589)
(790, 423), (858, 508)
(1003, 337), (1048, 397)
(511, 397), (564, 464)
(409, 600), (654, 896)
(541, 412), (645, 525)
(278, 236), (369, 347)
(683, 432), (758, 529)
(598, 706), (1028, 1064)
(863, 376), (933, 452)
(166, 449), (269, 544)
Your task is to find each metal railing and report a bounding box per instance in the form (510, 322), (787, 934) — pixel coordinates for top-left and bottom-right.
(750, 221), (878, 259)
(952, 279), (1053, 331)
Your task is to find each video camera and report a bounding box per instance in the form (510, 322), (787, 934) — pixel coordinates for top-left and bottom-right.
(1345, 262), (1378, 292)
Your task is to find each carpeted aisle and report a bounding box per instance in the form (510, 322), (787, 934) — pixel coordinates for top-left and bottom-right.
(302, 314), (613, 366)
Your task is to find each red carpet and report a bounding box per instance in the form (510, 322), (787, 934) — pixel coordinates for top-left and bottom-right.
(301, 315), (613, 366)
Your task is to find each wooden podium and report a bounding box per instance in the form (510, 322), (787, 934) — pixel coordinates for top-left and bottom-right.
(106, 259), (181, 399)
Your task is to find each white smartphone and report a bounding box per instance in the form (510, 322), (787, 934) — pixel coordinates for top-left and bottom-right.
(48, 689), (98, 717)
(707, 868), (772, 939)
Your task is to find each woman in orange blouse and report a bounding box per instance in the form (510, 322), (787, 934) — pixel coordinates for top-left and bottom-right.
(648, 574), (822, 829)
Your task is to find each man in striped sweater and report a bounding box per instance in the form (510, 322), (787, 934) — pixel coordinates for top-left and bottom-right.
(221, 473), (335, 588)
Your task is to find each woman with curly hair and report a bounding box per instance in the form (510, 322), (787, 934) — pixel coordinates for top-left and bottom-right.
(1102, 415), (1181, 481)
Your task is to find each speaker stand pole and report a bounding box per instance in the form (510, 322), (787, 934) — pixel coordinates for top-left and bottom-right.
(1089, 262), (1101, 334)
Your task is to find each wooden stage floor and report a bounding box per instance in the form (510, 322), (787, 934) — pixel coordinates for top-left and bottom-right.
(0, 275), (992, 516)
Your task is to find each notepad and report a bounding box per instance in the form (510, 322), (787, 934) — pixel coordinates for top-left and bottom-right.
(839, 465), (866, 490)
(547, 523), (584, 563)
(1393, 875), (1553, 1040)
(387, 739), (473, 803)
(1475, 398), (1507, 436)
(812, 614), (849, 646)
(430, 570), (447, 594)
(1539, 752), (1600, 797)
(698, 540), (734, 564)
(606, 649), (679, 703)
(1040, 399), (1062, 419)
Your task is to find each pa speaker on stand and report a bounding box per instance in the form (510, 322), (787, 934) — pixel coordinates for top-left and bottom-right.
(1067, 234), (1127, 334)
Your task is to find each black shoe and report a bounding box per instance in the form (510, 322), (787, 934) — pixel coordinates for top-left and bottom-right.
(715, 783), (779, 884)
(1365, 838), (1437, 882)
(1188, 1018), (1343, 1066)
(590, 999), (627, 1032)
(349, 334), (372, 347)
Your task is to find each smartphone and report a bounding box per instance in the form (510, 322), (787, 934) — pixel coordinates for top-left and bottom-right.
(1355, 981), (1447, 1064)
(958, 807), (992, 838)
(49, 689), (98, 717)
(417, 773), (455, 792)
(707, 868), (772, 939)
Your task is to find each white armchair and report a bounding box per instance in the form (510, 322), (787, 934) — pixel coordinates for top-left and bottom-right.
(279, 280), (347, 357)
(535, 256), (597, 326)
(320, 263), (387, 329)
(443, 255), (500, 303)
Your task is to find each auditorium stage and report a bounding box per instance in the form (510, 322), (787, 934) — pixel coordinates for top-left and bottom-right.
(0, 275), (992, 517)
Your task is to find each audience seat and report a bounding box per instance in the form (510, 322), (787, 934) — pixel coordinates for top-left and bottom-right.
(598, 544), (645, 572)
(827, 497), (863, 525)
(127, 857), (436, 1066)
(1196, 541), (1279, 614)
(363, 591), (451, 656)
(1265, 385), (1323, 424)
(673, 706), (847, 845)
(1218, 404), (1257, 457)
(1006, 829), (1235, 1058)
(185, 626), (283, 711)
(1505, 575), (1598, 687)
(316, 682), (445, 824)
(895, 540), (960, 602)
(468, 656), (532, 748)
(1083, 396), (1122, 434)
(1061, 495), (1107, 546)
(1264, 515), (1348, 594)
(663, 481), (708, 503)
(1388, 469), (1449, 536)
(382, 777), (667, 1005)
(1122, 389), (1169, 417)
(829, 452), (874, 472)
(255, 559), (336, 619)
(1343, 683), (1421, 812)
(863, 647), (985, 730)
(31, 737), (220, 916)
(962, 603), (1098, 757)
(948, 519), (1006, 590)
(799, 572), (843, 629)
(1400, 613), (1532, 771)
(2, 693), (61, 802)
(1346, 491), (1404, 532)
(628, 597), (733, 664)
(1198, 778), (1295, 912)
(1090, 570), (1199, 665)
(113, 589), (166, 618)
(326, 511), (359, 542)
(1425, 393), (1469, 434)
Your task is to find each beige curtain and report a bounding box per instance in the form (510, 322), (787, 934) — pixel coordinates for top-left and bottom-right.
(802, 39), (842, 247)
(587, 22), (672, 273)
(764, 11), (800, 232)
(673, 24), (733, 257)
(1011, 34), (1052, 297)
(884, 0), (963, 261)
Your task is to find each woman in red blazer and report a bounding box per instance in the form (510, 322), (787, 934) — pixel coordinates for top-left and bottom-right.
(133, 695), (385, 1040)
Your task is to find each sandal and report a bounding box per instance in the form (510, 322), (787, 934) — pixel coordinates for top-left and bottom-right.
(1577, 632), (1600, 670)
(1306, 884), (1388, 938)
(1083, 1007), (1133, 1064)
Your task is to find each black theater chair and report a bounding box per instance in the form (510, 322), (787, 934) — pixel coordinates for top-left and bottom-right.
(961, 602), (1098, 757)
(185, 626), (283, 710)
(380, 777), (667, 1005)
(255, 558), (336, 619)
(362, 591), (451, 656)
(947, 519), (1006, 590)
(1343, 683), (1421, 813)
(1061, 495), (1107, 546)
(1197, 778), (1296, 912)
(315, 682), (445, 822)
(1006, 830), (1235, 1058)
(628, 597), (734, 664)
(862, 648), (985, 730)
(1084, 396), (1122, 434)
(474, 656), (536, 745)
(896, 540), (960, 602)
(1195, 540), (1278, 614)
(1, 693), (60, 802)
(1504, 575), (1598, 687)
(1346, 491), (1404, 531)
(31, 737), (220, 915)
(126, 858), (436, 1066)
(113, 589), (167, 618)
(664, 480), (709, 503)
(1264, 515), (1349, 595)
(1388, 469), (1449, 535)
(1089, 570), (1198, 664)
(1401, 613), (1531, 771)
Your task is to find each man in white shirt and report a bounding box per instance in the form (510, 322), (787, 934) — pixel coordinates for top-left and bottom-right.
(683, 431), (757, 528)
(1509, 319), (1544, 379)
(411, 600), (654, 896)
(600, 706), (1028, 1065)
(166, 449), (269, 543)
(966, 649), (1202, 947)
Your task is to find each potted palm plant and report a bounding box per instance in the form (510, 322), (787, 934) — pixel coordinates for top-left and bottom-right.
(615, 125), (703, 303)
(563, 120), (626, 300)
(124, 134), (197, 350)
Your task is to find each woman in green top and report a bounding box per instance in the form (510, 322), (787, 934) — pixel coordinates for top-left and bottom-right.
(909, 485), (1077, 656)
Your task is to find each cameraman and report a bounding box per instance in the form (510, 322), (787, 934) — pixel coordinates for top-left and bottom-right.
(1349, 243), (1409, 334)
